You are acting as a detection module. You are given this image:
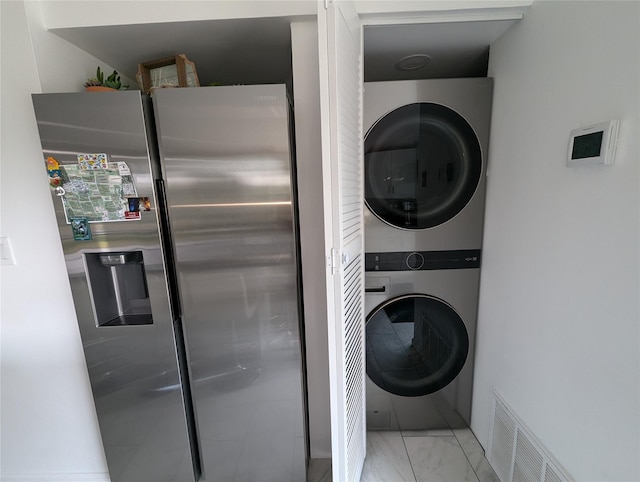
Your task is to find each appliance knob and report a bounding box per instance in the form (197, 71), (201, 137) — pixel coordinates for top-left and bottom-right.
(406, 252), (424, 270)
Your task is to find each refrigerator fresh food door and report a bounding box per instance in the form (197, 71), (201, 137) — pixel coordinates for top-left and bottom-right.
(153, 85), (307, 481)
(32, 92), (196, 482)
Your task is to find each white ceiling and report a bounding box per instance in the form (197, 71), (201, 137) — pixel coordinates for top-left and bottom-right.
(51, 15), (519, 88)
(364, 19), (516, 81)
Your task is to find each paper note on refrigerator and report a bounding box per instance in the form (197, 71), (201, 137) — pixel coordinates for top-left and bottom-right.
(58, 162), (138, 223)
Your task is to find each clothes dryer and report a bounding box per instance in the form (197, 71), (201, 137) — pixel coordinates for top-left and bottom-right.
(364, 78), (493, 253)
(365, 252), (480, 431)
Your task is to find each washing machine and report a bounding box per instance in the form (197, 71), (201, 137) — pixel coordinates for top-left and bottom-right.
(364, 78), (493, 252)
(364, 254), (480, 431)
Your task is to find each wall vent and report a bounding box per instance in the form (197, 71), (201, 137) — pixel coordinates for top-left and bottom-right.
(487, 389), (573, 482)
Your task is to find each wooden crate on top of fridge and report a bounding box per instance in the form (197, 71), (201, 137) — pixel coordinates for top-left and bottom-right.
(136, 54), (199, 94)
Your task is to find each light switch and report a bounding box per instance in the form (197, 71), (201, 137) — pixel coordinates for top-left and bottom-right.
(0, 237), (16, 266)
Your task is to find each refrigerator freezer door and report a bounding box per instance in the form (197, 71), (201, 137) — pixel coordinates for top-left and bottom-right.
(154, 85), (306, 481)
(32, 92), (195, 482)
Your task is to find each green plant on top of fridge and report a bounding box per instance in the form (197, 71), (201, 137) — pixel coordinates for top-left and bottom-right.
(84, 67), (129, 90)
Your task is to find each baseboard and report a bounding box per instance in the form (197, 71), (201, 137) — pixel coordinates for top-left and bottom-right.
(0, 473), (110, 482)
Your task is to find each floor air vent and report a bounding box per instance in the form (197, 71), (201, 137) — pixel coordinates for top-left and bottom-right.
(487, 390), (573, 482)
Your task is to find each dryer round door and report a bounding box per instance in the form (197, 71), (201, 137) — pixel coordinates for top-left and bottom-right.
(366, 294), (469, 397)
(364, 103), (482, 229)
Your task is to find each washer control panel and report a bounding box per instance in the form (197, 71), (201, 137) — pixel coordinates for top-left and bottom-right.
(365, 250), (481, 271)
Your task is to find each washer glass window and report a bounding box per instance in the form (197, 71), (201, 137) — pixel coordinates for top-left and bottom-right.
(366, 294), (469, 397)
(364, 103), (482, 229)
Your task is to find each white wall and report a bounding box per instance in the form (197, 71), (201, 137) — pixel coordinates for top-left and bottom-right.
(0, 1), (121, 480)
(472, 1), (640, 481)
(291, 19), (332, 459)
(23, 1), (135, 93)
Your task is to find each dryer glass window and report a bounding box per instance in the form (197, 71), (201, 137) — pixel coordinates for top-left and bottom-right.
(366, 295), (469, 397)
(364, 103), (482, 229)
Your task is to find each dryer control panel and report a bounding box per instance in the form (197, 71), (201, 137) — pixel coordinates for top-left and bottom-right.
(365, 249), (481, 271)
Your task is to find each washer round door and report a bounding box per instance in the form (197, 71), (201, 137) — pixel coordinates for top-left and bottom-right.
(364, 103), (482, 229)
(366, 294), (469, 397)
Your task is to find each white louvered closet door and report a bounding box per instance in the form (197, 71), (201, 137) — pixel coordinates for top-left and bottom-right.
(317, 1), (365, 481)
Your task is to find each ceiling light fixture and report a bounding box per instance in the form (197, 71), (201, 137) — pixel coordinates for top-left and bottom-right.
(395, 54), (431, 71)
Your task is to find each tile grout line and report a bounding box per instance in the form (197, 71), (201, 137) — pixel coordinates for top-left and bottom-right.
(400, 432), (419, 482)
(452, 430), (482, 482)
(403, 429), (482, 482)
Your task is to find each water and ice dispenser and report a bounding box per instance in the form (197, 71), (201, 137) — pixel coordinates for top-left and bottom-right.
(85, 251), (153, 326)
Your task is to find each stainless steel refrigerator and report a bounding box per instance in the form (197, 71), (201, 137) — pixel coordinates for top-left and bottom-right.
(32, 86), (307, 482)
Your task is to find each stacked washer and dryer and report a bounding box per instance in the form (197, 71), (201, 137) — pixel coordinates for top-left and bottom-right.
(364, 78), (492, 431)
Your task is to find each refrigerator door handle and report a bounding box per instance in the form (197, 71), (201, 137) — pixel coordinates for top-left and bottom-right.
(155, 178), (182, 320)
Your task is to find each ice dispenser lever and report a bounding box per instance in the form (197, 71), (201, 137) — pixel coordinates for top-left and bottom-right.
(86, 250), (153, 326)
(99, 251), (144, 266)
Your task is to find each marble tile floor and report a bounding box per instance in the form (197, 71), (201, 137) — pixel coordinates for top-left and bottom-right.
(308, 428), (499, 482)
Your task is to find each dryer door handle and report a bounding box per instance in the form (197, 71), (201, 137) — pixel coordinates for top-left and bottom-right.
(365, 286), (386, 293)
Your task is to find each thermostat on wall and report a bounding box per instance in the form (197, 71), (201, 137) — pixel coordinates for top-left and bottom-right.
(567, 120), (619, 167)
